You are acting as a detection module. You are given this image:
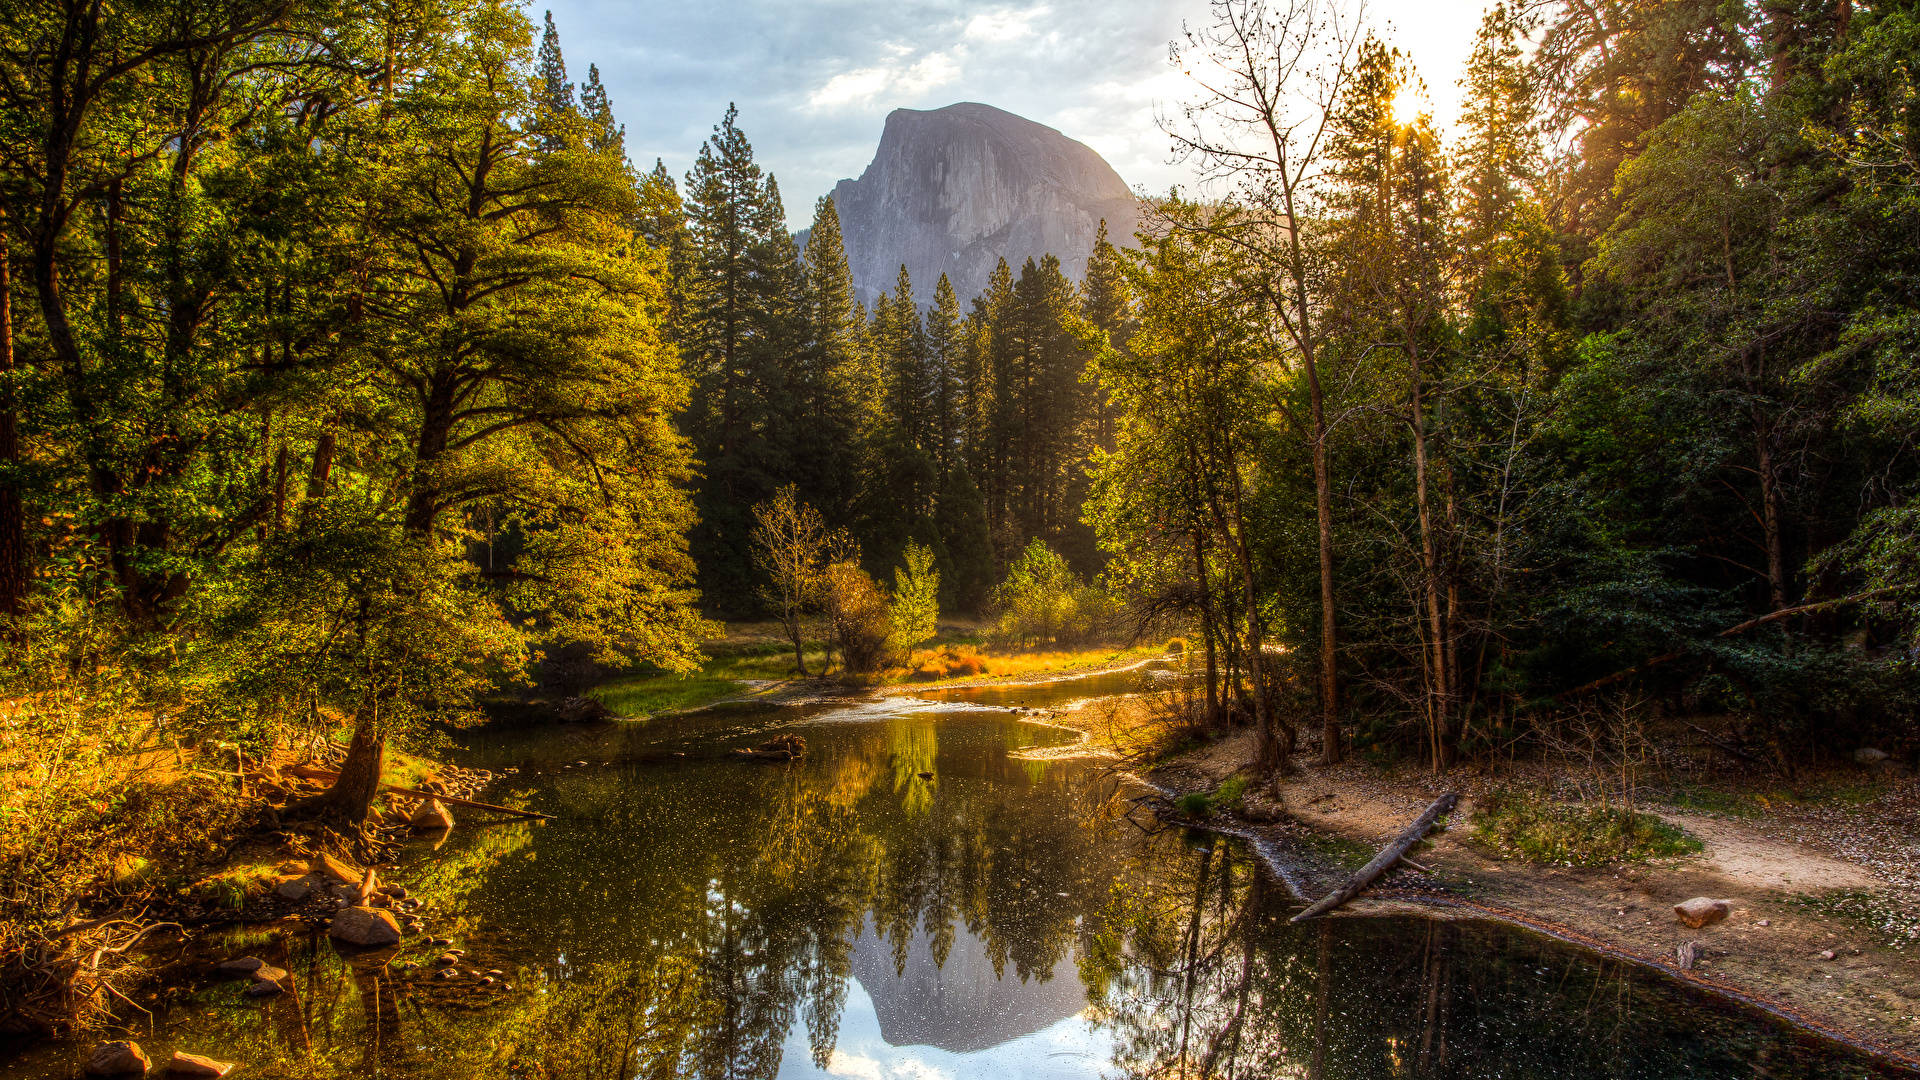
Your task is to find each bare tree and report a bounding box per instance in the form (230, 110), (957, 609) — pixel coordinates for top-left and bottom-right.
(1164, 0), (1366, 765)
(749, 486), (850, 677)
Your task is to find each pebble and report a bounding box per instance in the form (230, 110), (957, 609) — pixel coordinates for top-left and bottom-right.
(435, 953), (459, 967)
(1819, 949), (1837, 960)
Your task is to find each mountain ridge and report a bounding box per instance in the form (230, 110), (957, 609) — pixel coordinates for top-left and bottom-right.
(814, 102), (1144, 306)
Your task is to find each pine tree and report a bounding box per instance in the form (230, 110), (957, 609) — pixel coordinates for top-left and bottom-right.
(682, 104), (798, 612)
(536, 11), (574, 114)
(1081, 220), (1132, 453)
(926, 274), (964, 481)
(579, 64), (625, 159)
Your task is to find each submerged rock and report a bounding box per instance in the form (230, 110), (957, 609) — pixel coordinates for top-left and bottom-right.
(166, 1051), (236, 1077)
(1674, 897), (1731, 929)
(214, 956), (265, 974)
(328, 905), (402, 947)
(82, 1040), (150, 1076)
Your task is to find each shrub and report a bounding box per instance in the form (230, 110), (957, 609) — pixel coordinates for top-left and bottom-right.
(1175, 792), (1213, 818)
(823, 560), (890, 674)
(910, 645), (988, 681)
(991, 539), (1121, 647)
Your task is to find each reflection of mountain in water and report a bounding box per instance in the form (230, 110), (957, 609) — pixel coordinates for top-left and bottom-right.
(849, 914), (1085, 1054)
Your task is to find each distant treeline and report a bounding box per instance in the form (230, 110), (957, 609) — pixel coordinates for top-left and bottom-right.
(654, 104), (1126, 616)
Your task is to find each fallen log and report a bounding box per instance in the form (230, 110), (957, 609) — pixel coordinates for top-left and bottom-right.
(1290, 792), (1457, 923)
(284, 766), (552, 821)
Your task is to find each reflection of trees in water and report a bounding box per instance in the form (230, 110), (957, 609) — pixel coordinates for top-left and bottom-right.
(1082, 838), (1898, 1080)
(558, 717), (1121, 1078)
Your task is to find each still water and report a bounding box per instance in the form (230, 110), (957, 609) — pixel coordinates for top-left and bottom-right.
(7, 685), (1913, 1078)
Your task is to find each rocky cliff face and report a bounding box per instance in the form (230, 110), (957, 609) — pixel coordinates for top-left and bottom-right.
(822, 102), (1143, 306)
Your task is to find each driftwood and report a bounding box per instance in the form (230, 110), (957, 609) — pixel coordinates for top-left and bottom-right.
(284, 766), (552, 821)
(1290, 793), (1458, 923)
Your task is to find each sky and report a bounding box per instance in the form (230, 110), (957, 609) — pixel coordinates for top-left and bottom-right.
(538, 0), (1491, 223)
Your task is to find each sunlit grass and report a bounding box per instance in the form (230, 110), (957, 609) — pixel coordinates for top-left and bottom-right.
(587, 627), (1162, 719)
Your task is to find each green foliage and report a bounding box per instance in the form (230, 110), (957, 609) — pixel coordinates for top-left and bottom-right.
(1472, 791), (1701, 867)
(887, 541), (940, 664)
(1174, 792), (1213, 818)
(991, 538), (1114, 646)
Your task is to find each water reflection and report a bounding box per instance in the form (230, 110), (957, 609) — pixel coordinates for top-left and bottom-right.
(7, 703), (1912, 1079)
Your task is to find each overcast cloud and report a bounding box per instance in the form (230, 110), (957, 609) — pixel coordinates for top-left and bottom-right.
(538, 0), (1487, 223)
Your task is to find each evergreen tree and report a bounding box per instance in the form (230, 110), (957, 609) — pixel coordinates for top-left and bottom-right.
(682, 104), (799, 613)
(537, 10), (574, 113)
(579, 63), (625, 159)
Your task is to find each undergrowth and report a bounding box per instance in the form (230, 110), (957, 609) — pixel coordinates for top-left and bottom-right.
(1472, 790), (1701, 867)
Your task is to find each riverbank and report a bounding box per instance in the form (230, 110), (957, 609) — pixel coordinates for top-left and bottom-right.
(1016, 696), (1920, 1069)
(581, 621), (1165, 719)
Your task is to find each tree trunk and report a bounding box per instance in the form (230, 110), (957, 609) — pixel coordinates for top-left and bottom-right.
(317, 706), (386, 824)
(1222, 445), (1292, 774)
(1192, 522), (1220, 723)
(1306, 356), (1342, 764)
(1410, 357), (1449, 772)
(787, 608), (809, 677)
(0, 197), (21, 634)
(1755, 419), (1789, 611)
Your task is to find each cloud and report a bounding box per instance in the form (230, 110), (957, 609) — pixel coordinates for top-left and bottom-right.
(963, 6), (1048, 42)
(809, 49), (963, 111)
(540, 0), (1476, 223)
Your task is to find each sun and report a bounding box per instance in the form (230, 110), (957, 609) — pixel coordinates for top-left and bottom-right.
(1392, 89), (1425, 128)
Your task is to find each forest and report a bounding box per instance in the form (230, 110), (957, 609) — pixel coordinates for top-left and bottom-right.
(0, 0), (1919, 1062)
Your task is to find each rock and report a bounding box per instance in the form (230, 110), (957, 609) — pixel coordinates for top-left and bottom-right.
(1674, 897), (1731, 929)
(1819, 949), (1837, 960)
(378, 884), (407, 899)
(215, 956), (265, 975)
(243, 979), (283, 998)
(410, 798), (454, 832)
(166, 1051), (236, 1077)
(435, 953), (459, 967)
(82, 1040), (150, 1076)
(816, 103), (1144, 308)
(478, 976), (496, 987)
(485, 969), (503, 977)
(275, 874), (320, 901)
(251, 964), (288, 985)
(1854, 747), (1891, 764)
(553, 697), (614, 723)
(327, 905), (402, 947)
(311, 853), (360, 886)
(429, 937), (452, 947)
(1756, 919), (1771, 927)
(1676, 941), (1700, 970)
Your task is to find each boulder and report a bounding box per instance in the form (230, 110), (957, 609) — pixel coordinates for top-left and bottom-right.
(166, 1051), (236, 1077)
(274, 874), (320, 901)
(310, 853), (360, 886)
(82, 1040), (150, 1076)
(328, 905), (402, 947)
(410, 799), (454, 832)
(1674, 897), (1731, 929)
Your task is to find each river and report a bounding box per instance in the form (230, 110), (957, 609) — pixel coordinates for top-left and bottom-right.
(6, 675), (1911, 1078)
